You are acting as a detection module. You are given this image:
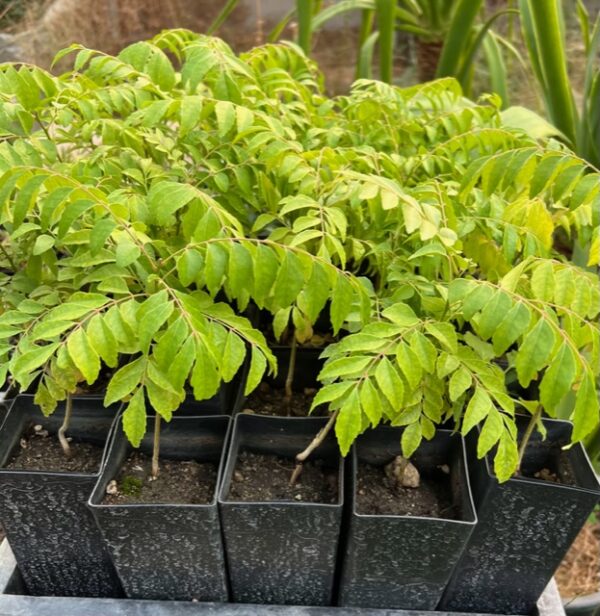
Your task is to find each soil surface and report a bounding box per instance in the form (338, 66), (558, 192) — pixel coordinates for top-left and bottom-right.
(556, 510), (600, 599)
(519, 446), (578, 486)
(356, 461), (458, 519)
(103, 451), (217, 505)
(6, 426), (103, 473)
(228, 450), (338, 504)
(243, 382), (326, 417)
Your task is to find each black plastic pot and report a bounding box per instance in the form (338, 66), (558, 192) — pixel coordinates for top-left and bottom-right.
(266, 345), (324, 391)
(441, 417), (600, 615)
(219, 414), (344, 606)
(89, 414), (230, 602)
(338, 426), (477, 610)
(0, 395), (122, 597)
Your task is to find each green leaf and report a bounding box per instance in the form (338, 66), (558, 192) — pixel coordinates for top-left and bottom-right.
(191, 341), (221, 400)
(272, 251), (305, 310)
(330, 275), (354, 334)
(449, 366), (472, 402)
(374, 357), (404, 409)
(320, 356), (371, 381)
(90, 219), (116, 255)
(477, 407), (503, 458)
(253, 244), (280, 306)
(359, 379), (383, 426)
(67, 328), (100, 384)
(572, 370), (599, 442)
(462, 387), (494, 435)
(221, 331), (246, 382)
(425, 322), (457, 353)
(476, 290), (512, 341)
(105, 357), (145, 405)
(167, 337), (196, 392)
(12, 342), (60, 378)
(491, 302), (531, 355)
(116, 241), (141, 268)
(215, 100), (236, 137)
(205, 243), (229, 295)
(122, 388), (147, 447)
(530, 261), (555, 302)
(180, 95), (203, 136)
(177, 249), (204, 287)
(228, 242), (253, 300)
(244, 346), (268, 395)
(311, 381), (353, 411)
(515, 318), (557, 387)
(494, 430), (518, 482)
(382, 303), (419, 327)
(148, 182), (196, 225)
(138, 291), (174, 354)
(539, 342), (578, 414)
(395, 343), (422, 390)
(401, 421), (422, 458)
(335, 389), (362, 456)
(32, 234), (55, 255)
(87, 314), (118, 368)
(410, 331), (437, 374)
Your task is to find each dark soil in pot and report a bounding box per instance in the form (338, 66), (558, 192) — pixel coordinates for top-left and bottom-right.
(242, 382), (325, 417)
(102, 451), (218, 505)
(7, 426), (103, 473)
(356, 462), (457, 518)
(229, 450), (337, 503)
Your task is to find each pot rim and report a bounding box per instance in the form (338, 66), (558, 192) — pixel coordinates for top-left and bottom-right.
(88, 413), (231, 510)
(350, 426), (478, 525)
(218, 413), (344, 508)
(0, 395), (121, 479)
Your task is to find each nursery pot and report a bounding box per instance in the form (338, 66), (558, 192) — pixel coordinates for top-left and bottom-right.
(88, 413), (230, 602)
(441, 416), (600, 615)
(218, 414), (344, 606)
(338, 426), (477, 610)
(0, 395), (122, 597)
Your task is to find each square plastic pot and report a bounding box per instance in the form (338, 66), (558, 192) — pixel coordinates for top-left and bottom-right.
(440, 417), (600, 615)
(89, 413), (230, 602)
(0, 395), (122, 597)
(338, 426), (477, 610)
(219, 414), (344, 606)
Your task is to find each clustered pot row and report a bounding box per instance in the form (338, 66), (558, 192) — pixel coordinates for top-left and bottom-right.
(1, 387), (598, 614)
(0, 30), (599, 614)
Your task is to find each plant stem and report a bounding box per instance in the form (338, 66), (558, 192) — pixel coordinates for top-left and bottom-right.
(58, 393), (73, 459)
(152, 413), (161, 479)
(516, 405), (542, 474)
(289, 409), (339, 486)
(0, 241), (16, 272)
(284, 333), (298, 416)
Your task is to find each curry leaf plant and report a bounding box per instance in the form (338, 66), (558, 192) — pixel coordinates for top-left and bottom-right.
(0, 33), (369, 473)
(0, 32), (598, 482)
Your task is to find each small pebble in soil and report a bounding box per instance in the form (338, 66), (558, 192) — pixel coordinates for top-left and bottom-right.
(357, 461), (458, 519)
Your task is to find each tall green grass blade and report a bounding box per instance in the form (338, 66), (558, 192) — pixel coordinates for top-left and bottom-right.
(483, 32), (509, 108)
(578, 15), (600, 166)
(524, 0), (578, 145)
(357, 31), (380, 79)
(207, 0), (240, 35)
(297, 0), (315, 54)
(436, 0), (484, 78)
(455, 9), (518, 90)
(268, 9), (295, 43)
(312, 0), (374, 31)
(376, 0), (397, 83)
(356, 9), (376, 79)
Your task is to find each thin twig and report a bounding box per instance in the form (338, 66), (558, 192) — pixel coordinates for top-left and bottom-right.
(58, 393), (73, 459)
